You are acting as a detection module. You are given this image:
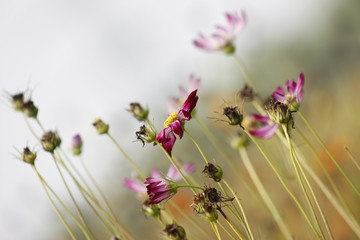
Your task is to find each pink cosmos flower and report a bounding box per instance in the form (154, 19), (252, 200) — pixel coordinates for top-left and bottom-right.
(248, 114), (279, 139)
(272, 73), (305, 111)
(157, 89), (198, 155)
(123, 163), (195, 195)
(145, 177), (177, 204)
(167, 75), (201, 114)
(194, 11), (246, 54)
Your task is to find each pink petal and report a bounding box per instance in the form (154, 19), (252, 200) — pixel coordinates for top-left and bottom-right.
(249, 123), (279, 139)
(151, 168), (162, 179)
(123, 178), (146, 194)
(252, 114), (270, 123)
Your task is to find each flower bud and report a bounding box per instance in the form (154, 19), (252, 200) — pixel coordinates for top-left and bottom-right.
(41, 131), (61, 153)
(202, 163), (223, 182)
(203, 202), (218, 222)
(71, 134), (83, 155)
(92, 118), (109, 134)
(22, 147), (37, 165)
(230, 132), (248, 150)
(142, 199), (161, 218)
(223, 106), (244, 128)
(223, 43), (235, 55)
(128, 102), (149, 121)
(164, 223), (187, 240)
(23, 100), (38, 118)
(11, 93), (25, 111)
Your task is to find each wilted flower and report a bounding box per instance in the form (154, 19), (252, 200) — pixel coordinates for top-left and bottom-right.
(10, 92), (25, 111)
(223, 106), (244, 128)
(156, 90), (198, 155)
(124, 163), (195, 195)
(71, 134), (83, 155)
(41, 131), (61, 153)
(272, 73), (305, 111)
(22, 100), (38, 118)
(135, 125), (156, 146)
(194, 11), (246, 54)
(202, 163), (223, 182)
(238, 84), (256, 102)
(164, 223), (187, 240)
(265, 98), (293, 125)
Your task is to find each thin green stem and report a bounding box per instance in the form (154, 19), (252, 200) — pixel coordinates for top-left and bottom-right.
(33, 166), (77, 240)
(184, 129), (209, 164)
(344, 146), (360, 171)
(246, 131), (321, 238)
(51, 153), (94, 240)
(283, 126), (325, 240)
(239, 147), (293, 240)
(298, 111), (360, 196)
(107, 132), (146, 180)
(218, 221), (237, 240)
(211, 222), (222, 240)
(222, 179), (254, 240)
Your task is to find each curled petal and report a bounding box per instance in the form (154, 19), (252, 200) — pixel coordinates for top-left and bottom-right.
(156, 127), (177, 155)
(249, 123), (279, 139)
(170, 119), (183, 138)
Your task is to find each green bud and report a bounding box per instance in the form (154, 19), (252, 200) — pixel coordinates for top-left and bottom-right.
(23, 100), (38, 118)
(164, 223), (187, 240)
(22, 147), (37, 165)
(92, 118), (109, 134)
(202, 163), (223, 182)
(128, 102), (149, 121)
(142, 199), (161, 218)
(230, 133), (248, 150)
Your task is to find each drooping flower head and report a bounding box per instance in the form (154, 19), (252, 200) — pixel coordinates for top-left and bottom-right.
(157, 89), (198, 155)
(145, 177), (178, 204)
(194, 11), (247, 54)
(272, 73), (305, 111)
(124, 163), (195, 195)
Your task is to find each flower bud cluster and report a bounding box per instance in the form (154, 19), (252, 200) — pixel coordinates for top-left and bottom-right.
(10, 92), (39, 118)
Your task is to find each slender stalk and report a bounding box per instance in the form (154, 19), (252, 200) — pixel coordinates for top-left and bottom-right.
(51, 153), (94, 240)
(211, 222), (222, 240)
(32, 166), (77, 240)
(107, 132), (146, 179)
(238, 147), (293, 240)
(222, 179), (254, 240)
(246, 132), (321, 238)
(344, 146), (360, 171)
(218, 221), (237, 240)
(298, 111), (360, 196)
(233, 55), (256, 89)
(283, 126), (326, 240)
(184, 129), (209, 164)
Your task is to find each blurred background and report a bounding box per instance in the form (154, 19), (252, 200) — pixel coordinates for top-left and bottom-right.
(1, 0), (359, 239)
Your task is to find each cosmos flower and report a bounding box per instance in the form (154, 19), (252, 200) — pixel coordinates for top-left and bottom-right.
(272, 73), (305, 111)
(248, 114), (279, 139)
(157, 89), (198, 155)
(193, 11), (246, 54)
(123, 163), (195, 195)
(145, 176), (178, 204)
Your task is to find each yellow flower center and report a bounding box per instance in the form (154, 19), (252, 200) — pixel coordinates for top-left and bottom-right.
(164, 112), (178, 127)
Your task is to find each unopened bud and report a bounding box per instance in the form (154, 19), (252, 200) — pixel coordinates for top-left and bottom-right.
(128, 102), (149, 121)
(71, 134), (83, 155)
(238, 84), (256, 102)
(202, 163), (223, 182)
(41, 131), (61, 153)
(142, 199), (161, 218)
(92, 118), (109, 134)
(22, 147), (37, 165)
(164, 223), (187, 240)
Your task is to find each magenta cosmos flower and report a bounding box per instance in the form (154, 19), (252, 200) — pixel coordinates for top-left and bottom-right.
(157, 89), (198, 155)
(193, 11), (246, 54)
(248, 114), (279, 139)
(272, 73), (305, 111)
(123, 163), (195, 195)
